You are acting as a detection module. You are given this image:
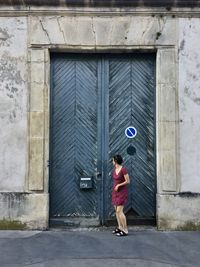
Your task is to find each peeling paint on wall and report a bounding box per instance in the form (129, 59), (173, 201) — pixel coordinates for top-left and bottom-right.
(0, 52), (25, 122)
(0, 27), (13, 46)
(0, 17), (27, 192)
(184, 86), (200, 106)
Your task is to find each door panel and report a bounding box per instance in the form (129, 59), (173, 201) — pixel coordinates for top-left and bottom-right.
(50, 54), (99, 218)
(50, 53), (156, 224)
(105, 54), (156, 221)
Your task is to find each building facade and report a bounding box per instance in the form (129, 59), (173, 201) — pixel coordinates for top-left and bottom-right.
(0, 0), (200, 230)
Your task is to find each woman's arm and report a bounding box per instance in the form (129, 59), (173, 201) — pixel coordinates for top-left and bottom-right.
(114, 174), (130, 191)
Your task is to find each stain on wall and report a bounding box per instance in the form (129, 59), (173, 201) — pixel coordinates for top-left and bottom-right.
(0, 17), (27, 192)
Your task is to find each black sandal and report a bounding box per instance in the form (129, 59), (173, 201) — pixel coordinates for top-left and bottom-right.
(116, 230), (128, 237)
(112, 228), (121, 234)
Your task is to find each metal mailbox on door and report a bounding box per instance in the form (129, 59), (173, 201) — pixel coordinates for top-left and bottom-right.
(80, 177), (93, 189)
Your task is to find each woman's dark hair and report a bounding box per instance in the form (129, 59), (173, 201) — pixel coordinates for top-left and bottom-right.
(113, 155), (123, 165)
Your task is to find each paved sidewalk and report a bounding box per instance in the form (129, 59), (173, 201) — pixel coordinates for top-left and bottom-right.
(0, 227), (200, 267)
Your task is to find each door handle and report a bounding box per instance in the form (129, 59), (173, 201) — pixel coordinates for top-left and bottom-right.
(96, 172), (102, 181)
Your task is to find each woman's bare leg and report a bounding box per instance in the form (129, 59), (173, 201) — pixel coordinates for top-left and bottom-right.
(115, 206), (122, 230)
(116, 205), (128, 233)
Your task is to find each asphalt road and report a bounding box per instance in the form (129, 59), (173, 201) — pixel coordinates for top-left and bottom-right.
(0, 227), (200, 267)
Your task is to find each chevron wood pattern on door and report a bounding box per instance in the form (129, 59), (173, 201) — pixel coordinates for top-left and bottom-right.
(50, 54), (99, 218)
(106, 54), (156, 219)
(50, 53), (156, 224)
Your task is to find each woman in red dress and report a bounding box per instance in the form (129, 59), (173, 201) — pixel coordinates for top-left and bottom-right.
(112, 155), (130, 236)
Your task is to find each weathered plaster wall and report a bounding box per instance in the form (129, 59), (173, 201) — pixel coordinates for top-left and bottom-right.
(0, 17), (27, 192)
(0, 11), (200, 230)
(157, 17), (200, 230)
(157, 193), (200, 230)
(179, 18), (200, 193)
(0, 193), (49, 229)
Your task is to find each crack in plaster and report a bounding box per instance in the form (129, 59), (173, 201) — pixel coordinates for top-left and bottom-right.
(124, 17), (131, 41)
(140, 18), (155, 42)
(57, 17), (67, 43)
(92, 17), (96, 47)
(39, 19), (51, 43)
(156, 16), (167, 41)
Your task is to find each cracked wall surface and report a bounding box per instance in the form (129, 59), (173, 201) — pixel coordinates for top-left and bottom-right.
(0, 17), (27, 192)
(30, 16), (176, 46)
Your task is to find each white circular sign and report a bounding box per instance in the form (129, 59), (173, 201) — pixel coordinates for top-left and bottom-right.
(125, 126), (137, 139)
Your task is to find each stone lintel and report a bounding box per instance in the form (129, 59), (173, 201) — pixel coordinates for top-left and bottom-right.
(30, 16), (177, 47)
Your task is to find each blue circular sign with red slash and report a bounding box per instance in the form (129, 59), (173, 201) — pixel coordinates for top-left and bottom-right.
(125, 126), (137, 139)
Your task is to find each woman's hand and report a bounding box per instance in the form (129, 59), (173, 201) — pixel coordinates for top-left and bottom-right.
(114, 185), (120, 192)
(114, 174), (130, 192)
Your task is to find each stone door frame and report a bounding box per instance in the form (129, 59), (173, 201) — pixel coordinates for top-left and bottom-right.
(27, 15), (179, 227)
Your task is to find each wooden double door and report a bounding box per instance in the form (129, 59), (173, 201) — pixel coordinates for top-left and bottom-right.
(49, 53), (156, 226)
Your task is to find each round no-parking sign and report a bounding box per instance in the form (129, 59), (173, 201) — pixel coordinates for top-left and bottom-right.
(125, 126), (137, 139)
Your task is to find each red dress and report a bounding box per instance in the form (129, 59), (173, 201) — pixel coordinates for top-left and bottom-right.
(112, 167), (128, 206)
